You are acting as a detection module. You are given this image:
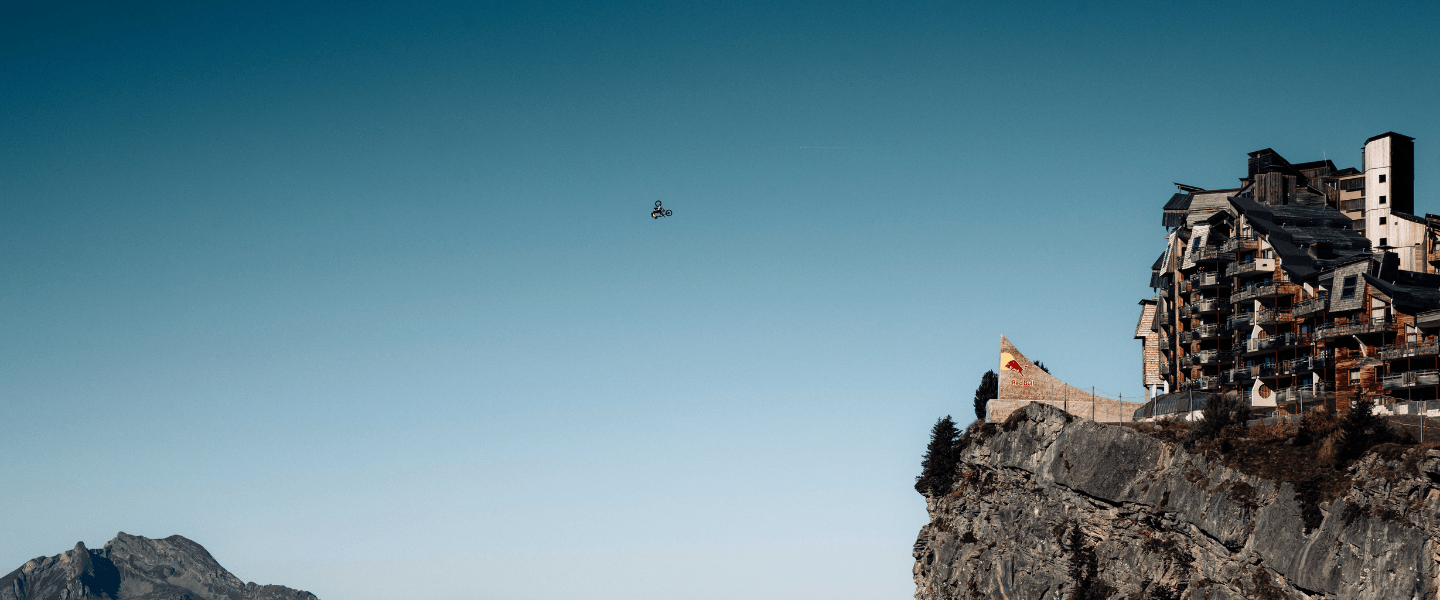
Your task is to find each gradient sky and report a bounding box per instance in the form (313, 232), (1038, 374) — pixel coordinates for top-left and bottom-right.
(3, 1), (1439, 598)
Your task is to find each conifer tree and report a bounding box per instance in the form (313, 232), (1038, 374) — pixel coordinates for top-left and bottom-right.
(1339, 392), (1389, 463)
(916, 415), (960, 496)
(973, 370), (998, 423)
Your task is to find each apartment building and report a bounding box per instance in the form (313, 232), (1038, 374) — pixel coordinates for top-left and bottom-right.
(1139, 132), (1440, 418)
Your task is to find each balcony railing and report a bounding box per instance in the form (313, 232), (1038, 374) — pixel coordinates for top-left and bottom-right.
(1157, 312), (1171, 326)
(1228, 313), (1251, 330)
(1239, 333), (1299, 354)
(1382, 369), (1440, 390)
(1317, 318), (1393, 338)
(1253, 309), (1294, 326)
(1340, 198), (1365, 212)
(1180, 376), (1220, 391)
(1186, 299), (1229, 315)
(1193, 323), (1227, 339)
(1231, 282), (1301, 303)
(1188, 272), (1226, 289)
(1183, 350), (1229, 366)
(1220, 367), (1252, 385)
(1378, 341), (1440, 361)
(1292, 296), (1328, 317)
(1159, 362), (1172, 375)
(1281, 351), (1332, 375)
(1221, 235), (1259, 253)
(1194, 248), (1234, 263)
(1250, 363), (1278, 378)
(1275, 383), (1332, 404)
(1417, 310), (1440, 328)
(1226, 258), (1276, 277)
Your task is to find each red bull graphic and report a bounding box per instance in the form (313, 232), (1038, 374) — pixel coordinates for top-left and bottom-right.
(1000, 352), (1024, 374)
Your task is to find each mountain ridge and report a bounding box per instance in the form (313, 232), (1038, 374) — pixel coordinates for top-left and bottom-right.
(0, 532), (317, 600)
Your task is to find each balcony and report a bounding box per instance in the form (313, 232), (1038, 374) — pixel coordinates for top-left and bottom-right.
(1292, 296), (1328, 317)
(1382, 369), (1440, 390)
(1417, 310), (1440, 329)
(1192, 323), (1227, 340)
(1187, 299), (1230, 315)
(1228, 313), (1251, 330)
(1186, 349), (1229, 366)
(1157, 312), (1171, 326)
(1275, 383), (1332, 404)
(1221, 235), (1259, 253)
(1317, 318), (1393, 338)
(1188, 272), (1226, 289)
(1250, 363), (1278, 378)
(1252, 309), (1294, 326)
(1194, 248), (1234, 263)
(1231, 282), (1302, 303)
(1378, 341), (1440, 361)
(1220, 367), (1252, 385)
(1180, 376), (1220, 391)
(1340, 198), (1365, 212)
(1159, 362), (1172, 375)
(1240, 333), (1299, 354)
(1281, 352), (1332, 375)
(1226, 258), (1276, 277)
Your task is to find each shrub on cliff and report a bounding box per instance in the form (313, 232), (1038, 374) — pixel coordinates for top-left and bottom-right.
(916, 415), (961, 496)
(973, 370), (998, 423)
(1191, 390), (1243, 443)
(1338, 393), (1395, 464)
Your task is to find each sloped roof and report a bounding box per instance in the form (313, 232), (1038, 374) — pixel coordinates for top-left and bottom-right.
(1230, 196), (1372, 281)
(1364, 274), (1440, 313)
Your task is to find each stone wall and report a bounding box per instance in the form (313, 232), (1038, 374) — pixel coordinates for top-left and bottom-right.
(990, 335), (1144, 424)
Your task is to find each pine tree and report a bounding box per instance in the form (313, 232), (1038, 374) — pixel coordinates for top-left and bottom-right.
(1339, 392), (1389, 463)
(973, 370), (998, 423)
(916, 415), (961, 496)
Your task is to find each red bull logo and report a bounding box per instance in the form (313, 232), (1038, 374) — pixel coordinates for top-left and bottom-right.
(1000, 352), (1024, 374)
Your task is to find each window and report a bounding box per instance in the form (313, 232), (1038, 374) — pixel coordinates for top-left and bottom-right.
(1380, 174), (1387, 183)
(1380, 217), (1387, 225)
(1381, 195), (1387, 204)
(1380, 237), (1388, 246)
(1341, 275), (1358, 299)
(1351, 369), (1362, 383)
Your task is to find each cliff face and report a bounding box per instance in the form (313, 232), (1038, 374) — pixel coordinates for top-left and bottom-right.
(0, 532), (317, 600)
(913, 403), (1440, 600)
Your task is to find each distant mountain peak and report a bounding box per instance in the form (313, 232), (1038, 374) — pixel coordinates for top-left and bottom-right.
(0, 532), (317, 600)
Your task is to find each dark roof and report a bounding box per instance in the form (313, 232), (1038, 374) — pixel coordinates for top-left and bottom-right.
(1292, 159), (1337, 172)
(1163, 193), (1192, 211)
(1393, 211), (1426, 225)
(1151, 250), (1167, 270)
(1366, 131), (1415, 144)
(1364, 274), (1440, 313)
(1333, 167), (1362, 177)
(1229, 196), (1372, 280)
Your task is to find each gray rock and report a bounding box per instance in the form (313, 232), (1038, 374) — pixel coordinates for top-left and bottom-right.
(913, 402), (1440, 600)
(0, 533), (317, 600)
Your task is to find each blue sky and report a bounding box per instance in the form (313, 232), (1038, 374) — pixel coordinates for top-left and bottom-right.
(3, 1), (1438, 598)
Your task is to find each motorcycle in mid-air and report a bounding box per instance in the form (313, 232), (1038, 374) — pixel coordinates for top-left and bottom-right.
(651, 200), (673, 219)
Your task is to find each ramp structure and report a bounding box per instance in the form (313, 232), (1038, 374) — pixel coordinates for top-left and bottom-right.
(988, 335), (1146, 424)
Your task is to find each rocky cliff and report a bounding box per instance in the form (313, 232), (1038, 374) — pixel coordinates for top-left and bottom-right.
(913, 402), (1440, 600)
(0, 532), (317, 600)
